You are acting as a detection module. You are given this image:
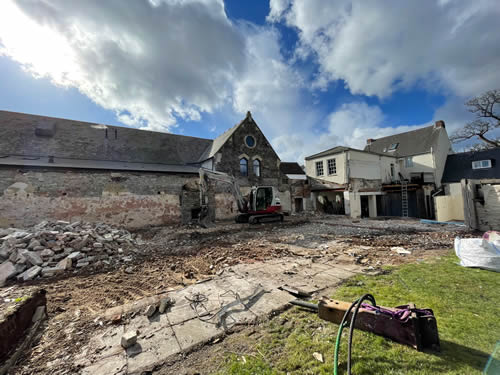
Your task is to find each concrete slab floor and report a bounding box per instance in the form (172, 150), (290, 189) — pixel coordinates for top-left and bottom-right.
(81, 257), (365, 374)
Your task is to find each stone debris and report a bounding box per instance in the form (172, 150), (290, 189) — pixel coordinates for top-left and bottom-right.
(158, 297), (175, 313)
(121, 330), (137, 349)
(313, 352), (324, 363)
(144, 304), (158, 317)
(17, 265), (42, 281)
(0, 261), (16, 286)
(391, 246), (412, 255)
(0, 220), (139, 285)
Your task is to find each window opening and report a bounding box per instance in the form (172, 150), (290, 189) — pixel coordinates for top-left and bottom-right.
(240, 158), (248, 176)
(253, 159), (261, 176)
(327, 158), (336, 175)
(316, 161), (324, 176)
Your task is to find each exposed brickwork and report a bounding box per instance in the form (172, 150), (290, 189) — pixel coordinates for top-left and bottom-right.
(0, 167), (199, 228)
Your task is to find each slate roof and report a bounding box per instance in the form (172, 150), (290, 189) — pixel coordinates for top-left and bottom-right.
(198, 120), (242, 162)
(279, 162), (305, 175)
(441, 148), (500, 183)
(364, 125), (443, 157)
(0, 110), (213, 168)
(0, 155), (200, 173)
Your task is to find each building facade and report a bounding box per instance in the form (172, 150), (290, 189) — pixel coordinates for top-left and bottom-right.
(0, 110), (290, 228)
(305, 121), (452, 218)
(438, 148), (500, 228)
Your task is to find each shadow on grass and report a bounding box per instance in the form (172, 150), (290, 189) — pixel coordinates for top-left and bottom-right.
(438, 339), (490, 371)
(343, 340), (490, 375)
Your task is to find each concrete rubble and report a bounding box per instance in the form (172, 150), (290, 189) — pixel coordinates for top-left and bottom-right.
(0, 220), (140, 285)
(121, 331), (137, 349)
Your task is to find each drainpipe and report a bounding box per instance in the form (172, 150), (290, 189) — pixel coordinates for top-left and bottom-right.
(430, 146), (437, 185)
(345, 151), (350, 189)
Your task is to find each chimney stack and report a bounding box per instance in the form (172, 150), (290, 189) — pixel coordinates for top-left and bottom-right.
(366, 138), (375, 145)
(434, 120), (445, 129)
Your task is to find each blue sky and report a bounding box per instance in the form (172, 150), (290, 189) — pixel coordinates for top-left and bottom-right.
(0, 1), (499, 161)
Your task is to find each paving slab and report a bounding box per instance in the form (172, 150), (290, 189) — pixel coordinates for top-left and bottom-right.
(172, 317), (224, 351)
(81, 353), (127, 375)
(126, 325), (180, 374)
(248, 289), (294, 316)
(83, 256), (365, 374)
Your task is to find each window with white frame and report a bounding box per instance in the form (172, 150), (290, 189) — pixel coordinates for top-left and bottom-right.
(327, 158), (336, 175)
(405, 156), (414, 168)
(472, 160), (492, 169)
(315, 161), (324, 176)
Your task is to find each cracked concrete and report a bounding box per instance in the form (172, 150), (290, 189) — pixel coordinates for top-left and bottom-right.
(78, 255), (368, 374)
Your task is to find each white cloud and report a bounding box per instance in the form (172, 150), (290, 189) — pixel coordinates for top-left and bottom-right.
(1, 0), (497, 164)
(271, 101), (432, 162)
(230, 23), (325, 160)
(0, 0), (245, 131)
(269, 0), (500, 99)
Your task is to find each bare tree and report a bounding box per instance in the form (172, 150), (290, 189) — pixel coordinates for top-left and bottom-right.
(451, 89), (500, 149)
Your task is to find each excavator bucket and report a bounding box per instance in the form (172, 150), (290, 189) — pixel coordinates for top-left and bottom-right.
(198, 206), (214, 228)
(199, 215), (210, 228)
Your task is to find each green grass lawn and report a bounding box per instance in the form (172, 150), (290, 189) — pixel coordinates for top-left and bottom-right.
(215, 253), (500, 374)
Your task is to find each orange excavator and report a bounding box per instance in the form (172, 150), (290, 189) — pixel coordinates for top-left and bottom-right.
(198, 168), (284, 226)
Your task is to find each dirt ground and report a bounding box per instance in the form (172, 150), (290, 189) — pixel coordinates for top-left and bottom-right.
(6, 214), (474, 374)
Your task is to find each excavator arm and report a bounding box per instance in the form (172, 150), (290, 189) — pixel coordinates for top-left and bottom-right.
(198, 168), (247, 226)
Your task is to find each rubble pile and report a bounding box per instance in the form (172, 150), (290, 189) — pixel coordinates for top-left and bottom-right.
(0, 220), (140, 286)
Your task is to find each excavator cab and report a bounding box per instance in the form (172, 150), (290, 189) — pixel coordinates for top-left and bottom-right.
(254, 187), (273, 211)
(239, 186), (283, 224)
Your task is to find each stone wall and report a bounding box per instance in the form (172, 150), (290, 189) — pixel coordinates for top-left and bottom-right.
(213, 116), (284, 189)
(0, 167), (205, 229)
(211, 116), (292, 214)
(475, 183), (500, 231)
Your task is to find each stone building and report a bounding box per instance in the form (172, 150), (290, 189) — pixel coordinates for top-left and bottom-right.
(0, 110), (290, 228)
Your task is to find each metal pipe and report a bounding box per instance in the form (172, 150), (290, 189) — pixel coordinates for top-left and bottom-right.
(289, 299), (318, 311)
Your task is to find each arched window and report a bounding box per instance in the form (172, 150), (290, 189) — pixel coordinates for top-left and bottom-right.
(253, 159), (261, 177)
(240, 158), (248, 176)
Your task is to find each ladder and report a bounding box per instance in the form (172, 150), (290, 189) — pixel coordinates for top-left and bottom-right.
(401, 180), (409, 217)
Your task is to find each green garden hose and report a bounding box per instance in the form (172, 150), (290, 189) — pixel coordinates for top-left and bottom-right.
(333, 294), (377, 375)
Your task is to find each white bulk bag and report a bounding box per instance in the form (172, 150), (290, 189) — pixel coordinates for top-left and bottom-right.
(454, 237), (500, 272)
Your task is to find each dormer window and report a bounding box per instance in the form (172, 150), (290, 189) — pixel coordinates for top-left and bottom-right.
(472, 160), (492, 169)
(388, 143), (399, 151)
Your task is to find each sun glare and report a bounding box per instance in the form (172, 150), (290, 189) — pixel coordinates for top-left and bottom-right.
(0, 1), (80, 85)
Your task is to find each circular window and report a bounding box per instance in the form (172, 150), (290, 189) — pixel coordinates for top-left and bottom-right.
(245, 135), (256, 148)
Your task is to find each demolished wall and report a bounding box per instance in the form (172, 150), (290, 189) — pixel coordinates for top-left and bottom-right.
(0, 167), (203, 228)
